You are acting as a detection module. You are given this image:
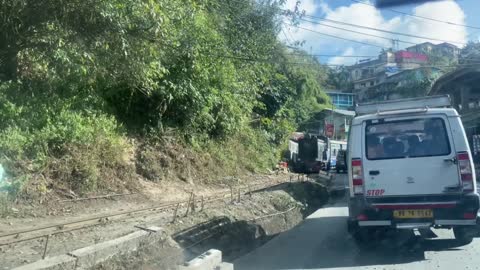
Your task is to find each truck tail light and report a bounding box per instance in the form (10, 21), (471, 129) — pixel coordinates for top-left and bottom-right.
(357, 214), (368, 221)
(458, 152), (474, 192)
(352, 159), (364, 195)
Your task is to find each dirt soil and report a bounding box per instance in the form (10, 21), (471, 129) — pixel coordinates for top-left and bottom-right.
(0, 172), (267, 236)
(0, 173), (328, 269)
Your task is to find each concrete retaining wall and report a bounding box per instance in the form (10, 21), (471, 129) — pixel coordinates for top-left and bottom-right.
(12, 255), (77, 270)
(178, 249), (233, 270)
(12, 226), (165, 270)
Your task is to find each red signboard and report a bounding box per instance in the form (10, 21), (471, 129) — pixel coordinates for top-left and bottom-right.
(325, 124), (334, 138)
(395, 51), (428, 62)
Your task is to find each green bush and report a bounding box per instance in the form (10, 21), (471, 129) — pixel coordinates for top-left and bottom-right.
(0, 103), (129, 195)
(0, 0), (331, 198)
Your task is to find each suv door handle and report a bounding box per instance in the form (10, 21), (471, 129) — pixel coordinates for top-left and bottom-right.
(443, 184), (461, 192)
(369, 170), (380, 175)
(444, 157), (457, 164)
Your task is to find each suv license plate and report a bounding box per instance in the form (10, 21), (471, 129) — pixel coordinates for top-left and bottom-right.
(393, 209), (433, 219)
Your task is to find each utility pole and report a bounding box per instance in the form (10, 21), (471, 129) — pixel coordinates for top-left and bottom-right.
(391, 39), (399, 52)
(331, 102), (335, 140)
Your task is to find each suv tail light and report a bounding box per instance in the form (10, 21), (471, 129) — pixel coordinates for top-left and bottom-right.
(458, 152), (474, 192)
(352, 159), (364, 195)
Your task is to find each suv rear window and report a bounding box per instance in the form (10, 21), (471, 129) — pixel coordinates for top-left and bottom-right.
(365, 118), (451, 160)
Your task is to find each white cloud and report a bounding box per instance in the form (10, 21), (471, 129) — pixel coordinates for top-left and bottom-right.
(282, 0), (468, 65)
(327, 46), (379, 66)
(328, 47), (355, 66)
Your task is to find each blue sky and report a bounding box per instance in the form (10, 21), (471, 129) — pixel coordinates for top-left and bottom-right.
(281, 0), (480, 65)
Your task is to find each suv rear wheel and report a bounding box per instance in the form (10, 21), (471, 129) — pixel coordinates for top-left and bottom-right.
(453, 227), (474, 245)
(348, 220), (374, 245)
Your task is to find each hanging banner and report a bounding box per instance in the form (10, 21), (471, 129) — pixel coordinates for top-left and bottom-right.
(325, 123), (334, 138)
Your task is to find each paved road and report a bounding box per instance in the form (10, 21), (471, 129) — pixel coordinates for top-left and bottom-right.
(234, 174), (480, 270)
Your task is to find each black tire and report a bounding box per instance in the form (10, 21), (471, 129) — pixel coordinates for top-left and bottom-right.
(347, 219), (357, 234)
(454, 227), (474, 245)
(348, 220), (373, 245)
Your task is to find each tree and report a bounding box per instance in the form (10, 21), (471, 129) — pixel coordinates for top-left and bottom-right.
(325, 66), (353, 91)
(460, 41), (480, 65)
(0, 0), (330, 194)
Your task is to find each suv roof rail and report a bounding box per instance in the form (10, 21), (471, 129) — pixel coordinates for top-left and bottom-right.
(355, 95), (451, 115)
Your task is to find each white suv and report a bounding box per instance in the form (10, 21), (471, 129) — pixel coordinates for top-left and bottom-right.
(347, 96), (479, 244)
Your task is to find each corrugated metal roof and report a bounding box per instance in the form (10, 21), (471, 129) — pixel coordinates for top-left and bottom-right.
(324, 108), (355, 117)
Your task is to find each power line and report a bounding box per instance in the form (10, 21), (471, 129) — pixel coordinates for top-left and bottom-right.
(299, 15), (466, 46)
(281, 28), (293, 45)
(284, 25), (297, 45)
(288, 53), (377, 58)
(350, 0), (480, 31)
(295, 17), (417, 45)
(205, 53), (334, 66)
(285, 23), (387, 49)
(205, 52), (480, 69)
(205, 52), (378, 67)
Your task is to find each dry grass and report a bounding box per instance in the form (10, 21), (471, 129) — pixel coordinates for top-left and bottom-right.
(0, 193), (12, 217)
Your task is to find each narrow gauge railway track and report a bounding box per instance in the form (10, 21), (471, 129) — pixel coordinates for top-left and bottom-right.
(0, 175), (306, 247)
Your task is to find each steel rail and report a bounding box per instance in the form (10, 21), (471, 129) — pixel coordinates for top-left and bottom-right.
(0, 176), (300, 246)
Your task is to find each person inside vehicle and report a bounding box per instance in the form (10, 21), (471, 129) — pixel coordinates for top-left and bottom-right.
(367, 135), (384, 159)
(407, 135), (423, 157)
(421, 119), (449, 156)
(382, 137), (405, 158)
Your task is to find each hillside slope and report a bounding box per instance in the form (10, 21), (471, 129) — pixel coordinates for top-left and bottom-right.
(0, 0), (330, 207)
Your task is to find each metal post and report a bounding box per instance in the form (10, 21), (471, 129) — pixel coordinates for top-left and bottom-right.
(201, 196), (204, 212)
(172, 203), (180, 223)
(331, 102), (335, 140)
(230, 186), (234, 203)
(191, 193), (196, 213)
(42, 235), (50, 259)
(237, 189), (241, 202)
(185, 193), (193, 217)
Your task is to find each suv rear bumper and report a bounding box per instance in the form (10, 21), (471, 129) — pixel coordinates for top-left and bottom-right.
(349, 193), (480, 228)
(358, 219), (477, 228)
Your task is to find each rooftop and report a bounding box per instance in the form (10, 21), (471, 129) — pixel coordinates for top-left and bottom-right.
(324, 108), (355, 117)
(406, 42), (458, 50)
(326, 90), (355, 96)
(349, 58), (382, 68)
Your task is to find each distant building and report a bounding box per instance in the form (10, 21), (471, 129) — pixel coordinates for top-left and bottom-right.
(349, 49), (430, 92)
(406, 42), (460, 60)
(357, 67), (443, 102)
(302, 108), (355, 141)
(349, 50), (395, 91)
(348, 42), (459, 102)
(326, 90), (355, 110)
